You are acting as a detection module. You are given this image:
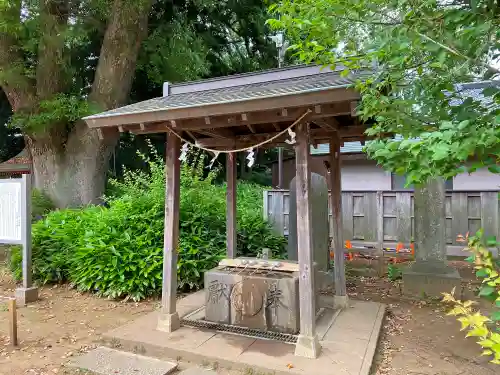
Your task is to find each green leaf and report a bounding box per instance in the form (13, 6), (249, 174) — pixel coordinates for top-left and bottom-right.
(491, 311), (500, 321)
(483, 87), (500, 97)
(476, 269), (489, 278)
(466, 326), (489, 338)
(486, 236), (498, 247)
(431, 144), (449, 160)
(479, 285), (496, 297)
(488, 165), (500, 174)
(457, 120), (470, 130)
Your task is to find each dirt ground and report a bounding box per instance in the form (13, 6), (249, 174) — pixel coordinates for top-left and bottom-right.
(1, 257), (498, 375)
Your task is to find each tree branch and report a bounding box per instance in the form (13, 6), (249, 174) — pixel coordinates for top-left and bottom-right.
(36, 0), (70, 100)
(0, 1), (36, 111)
(89, 0), (153, 110)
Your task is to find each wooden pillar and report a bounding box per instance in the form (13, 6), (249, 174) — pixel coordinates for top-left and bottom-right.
(294, 122), (321, 358)
(278, 147), (284, 188)
(8, 298), (18, 346)
(329, 136), (348, 308)
(158, 132), (181, 332)
(226, 153), (237, 258)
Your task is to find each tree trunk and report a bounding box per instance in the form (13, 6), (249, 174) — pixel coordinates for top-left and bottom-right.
(28, 130), (114, 207)
(25, 0), (152, 208)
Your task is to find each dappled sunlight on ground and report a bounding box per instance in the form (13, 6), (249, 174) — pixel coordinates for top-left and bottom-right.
(0, 255), (498, 375)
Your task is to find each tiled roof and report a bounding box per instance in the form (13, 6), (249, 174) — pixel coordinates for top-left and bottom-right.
(449, 81), (500, 106)
(0, 149), (32, 174)
(84, 70), (367, 121)
(311, 142), (365, 155)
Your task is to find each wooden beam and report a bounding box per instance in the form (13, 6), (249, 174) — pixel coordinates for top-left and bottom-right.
(185, 130), (197, 142)
(196, 128), (235, 139)
(277, 147), (284, 188)
(247, 124), (256, 133)
(350, 101), (359, 117)
(329, 135), (347, 306)
(226, 153), (237, 259)
(314, 118), (338, 131)
(128, 103), (353, 134)
(128, 122), (169, 134)
(95, 127), (119, 139)
(159, 131), (181, 332)
(294, 121), (320, 357)
(196, 126), (366, 148)
(85, 89), (358, 129)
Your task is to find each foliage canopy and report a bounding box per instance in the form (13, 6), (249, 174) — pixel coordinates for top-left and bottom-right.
(269, 0), (500, 184)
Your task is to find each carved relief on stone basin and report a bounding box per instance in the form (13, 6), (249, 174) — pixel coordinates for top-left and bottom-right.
(204, 264), (300, 334)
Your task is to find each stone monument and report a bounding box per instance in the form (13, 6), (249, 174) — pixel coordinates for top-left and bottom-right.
(288, 173), (331, 288)
(204, 260), (301, 334)
(402, 178), (461, 298)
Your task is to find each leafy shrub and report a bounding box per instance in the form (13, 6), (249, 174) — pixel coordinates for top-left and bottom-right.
(11, 150), (286, 300)
(8, 189), (56, 277)
(32, 189), (55, 221)
(387, 263), (403, 281)
(10, 208), (94, 283)
(443, 231), (500, 364)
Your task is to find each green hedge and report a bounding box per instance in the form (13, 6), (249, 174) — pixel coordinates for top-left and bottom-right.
(10, 152), (286, 300)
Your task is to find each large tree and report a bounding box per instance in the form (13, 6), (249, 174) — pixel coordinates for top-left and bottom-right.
(270, 0), (500, 184)
(0, 0), (276, 207)
(0, 0), (153, 207)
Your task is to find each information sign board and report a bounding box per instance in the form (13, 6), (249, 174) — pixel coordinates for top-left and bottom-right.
(0, 180), (22, 244)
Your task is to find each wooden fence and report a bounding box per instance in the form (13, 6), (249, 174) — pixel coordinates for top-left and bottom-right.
(263, 190), (500, 257)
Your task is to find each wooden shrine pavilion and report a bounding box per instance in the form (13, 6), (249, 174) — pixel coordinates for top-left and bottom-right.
(83, 64), (370, 358)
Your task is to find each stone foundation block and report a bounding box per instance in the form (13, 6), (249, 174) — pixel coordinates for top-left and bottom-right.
(402, 268), (461, 299)
(294, 334), (321, 358)
(15, 287), (38, 306)
(157, 311), (180, 333)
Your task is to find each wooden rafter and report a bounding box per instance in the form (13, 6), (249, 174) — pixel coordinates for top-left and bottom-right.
(185, 130), (197, 142)
(127, 103), (352, 135)
(196, 128), (234, 139)
(195, 125), (367, 148)
(174, 103), (350, 130)
(314, 117), (339, 131)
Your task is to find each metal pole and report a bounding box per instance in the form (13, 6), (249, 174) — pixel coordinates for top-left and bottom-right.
(21, 173), (32, 289)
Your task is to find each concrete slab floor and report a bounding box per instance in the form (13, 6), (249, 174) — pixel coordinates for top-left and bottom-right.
(102, 291), (385, 375)
(69, 346), (178, 375)
(178, 368), (217, 375)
